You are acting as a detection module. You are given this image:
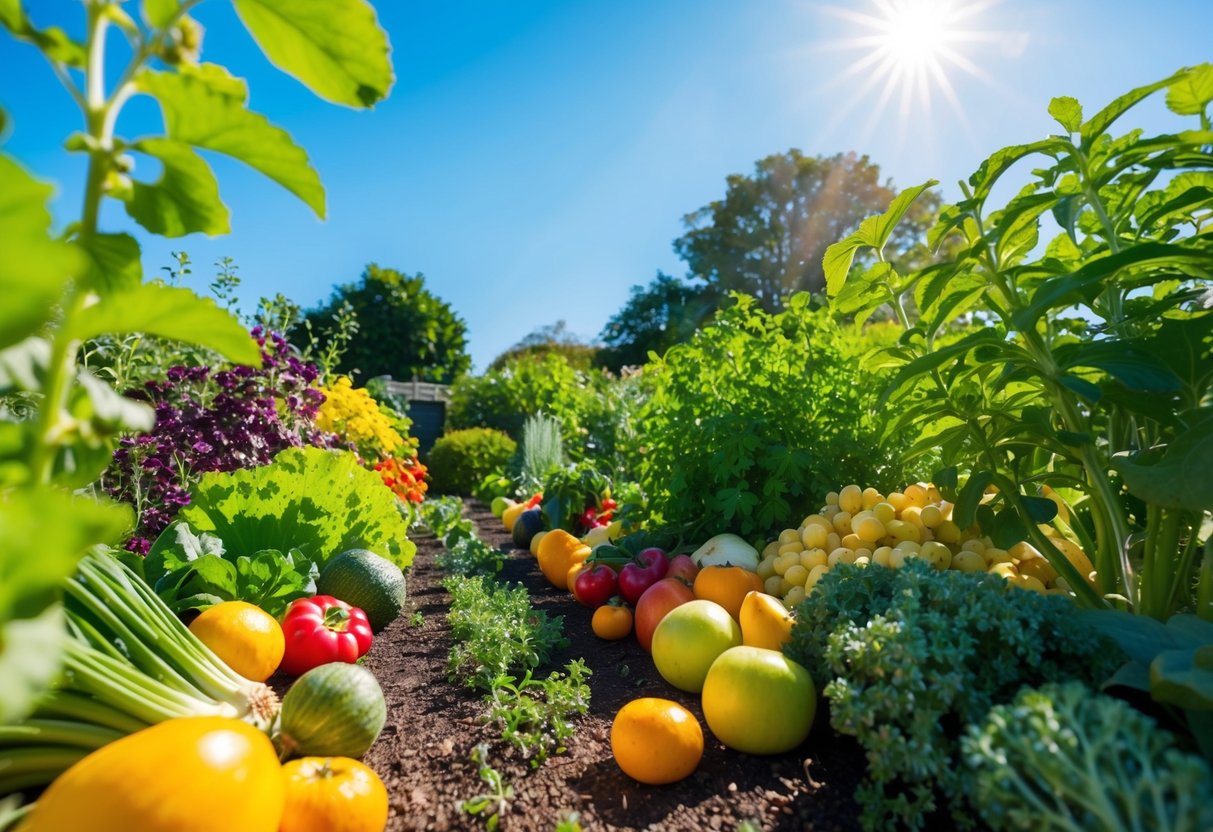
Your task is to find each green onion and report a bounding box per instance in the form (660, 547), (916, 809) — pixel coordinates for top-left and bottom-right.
(0, 551), (281, 793)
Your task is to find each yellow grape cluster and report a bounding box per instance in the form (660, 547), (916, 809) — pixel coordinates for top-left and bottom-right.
(315, 376), (404, 458)
(757, 483), (1096, 609)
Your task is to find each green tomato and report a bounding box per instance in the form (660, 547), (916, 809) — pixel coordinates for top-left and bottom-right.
(651, 600), (741, 693)
(701, 646), (816, 754)
(490, 496), (509, 518)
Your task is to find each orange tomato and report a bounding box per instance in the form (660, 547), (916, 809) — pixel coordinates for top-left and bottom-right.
(692, 565), (764, 622)
(611, 698), (703, 784)
(634, 578), (695, 652)
(592, 604), (633, 640)
(279, 757), (389, 832)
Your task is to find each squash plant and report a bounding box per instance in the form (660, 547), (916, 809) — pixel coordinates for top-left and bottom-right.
(0, 0), (392, 724)
(824, 64), (1213, 618)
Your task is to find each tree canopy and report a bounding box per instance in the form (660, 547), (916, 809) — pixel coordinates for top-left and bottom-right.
(674, 150), (942, 310)
(300, 264), (470, 384)
(596, 273), (718, 371)
(488, 321), (599, 372)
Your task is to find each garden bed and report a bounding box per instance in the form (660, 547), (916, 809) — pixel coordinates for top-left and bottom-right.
(360, 501), (869, 831)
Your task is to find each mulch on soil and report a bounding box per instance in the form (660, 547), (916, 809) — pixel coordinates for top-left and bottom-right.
(362, 501), (868, 831)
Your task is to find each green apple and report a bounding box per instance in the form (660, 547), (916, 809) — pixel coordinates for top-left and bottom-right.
(651, 600), (741, 693)
(701, 645), (816, 754)
(490, 496), (510, 518)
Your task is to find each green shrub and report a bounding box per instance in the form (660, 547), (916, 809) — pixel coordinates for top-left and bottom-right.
(637, 292), (918, 539)
(428, 429), (517, 496)
(963, 682), (1213, 832)
(786, 561), (1123, 830)
(517, 413), (565, 492)
(446, 352), (647, 476)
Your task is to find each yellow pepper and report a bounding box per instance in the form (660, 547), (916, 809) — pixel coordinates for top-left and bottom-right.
(537, 530), (591, 589)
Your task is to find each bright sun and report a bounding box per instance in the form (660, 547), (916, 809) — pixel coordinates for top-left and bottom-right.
(818, 0), (1005, 139)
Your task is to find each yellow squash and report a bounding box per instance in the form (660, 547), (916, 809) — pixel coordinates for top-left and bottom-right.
(24, 717), (284, 832)
(738, 590), (794, 651)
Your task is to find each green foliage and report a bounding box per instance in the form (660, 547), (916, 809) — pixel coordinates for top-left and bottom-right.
(824, 66), (1213, 617)
(0, 0), (391, 725)
(173, 446), (416, 570)
(448, 352), (582, 441)
(428, 428), (518, 497)
(488, 321), (599, 372)
(786, 561), (1122, 830)
(300, 264), (470, 383)
(140, 522), (316, 617)
(596, 273), (717, 371)
(638, 293), (916, 539)
(485, 660), (592, 766)
(421, 496), (506, 578)
(518, 413), (565, 492)
(675, 150), (946, 310)
(540, 463), (611, 533)
(963, 682), (1213, 832)
(444, 576), (567, 692)
(1080, 608), (1213, 758)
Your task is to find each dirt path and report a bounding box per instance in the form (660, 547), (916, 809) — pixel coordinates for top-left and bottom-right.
(362, 501), (867, 831)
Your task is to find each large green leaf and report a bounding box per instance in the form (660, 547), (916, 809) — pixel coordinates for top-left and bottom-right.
(77, 232), (142, 293)
(179, 446), (416, 569)
(1081, 72), (1181, 149)
(71, 283), (261, 366)
(231, 0), (393, 108)
(137, 67), (324, 217)
(0, 489), (132, 722)
(1166, 63), (1213, 117)
(141, 0), (179, 28)
(1112, 412), (1213, 512)
(0, 155), (80, 348)
(124, 138), (230, 237)
(0, 0), (24, 32)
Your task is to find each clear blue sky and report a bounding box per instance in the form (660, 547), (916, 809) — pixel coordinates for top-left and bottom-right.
(2, 1), (1210, 370)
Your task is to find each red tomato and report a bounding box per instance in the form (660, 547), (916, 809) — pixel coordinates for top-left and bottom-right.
(279, 596), (373, 676)
(634, 578), (695, 652)
(573, 563), (619, 608)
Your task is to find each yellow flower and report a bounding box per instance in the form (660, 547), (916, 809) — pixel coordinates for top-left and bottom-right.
(315, 376), (404, 457)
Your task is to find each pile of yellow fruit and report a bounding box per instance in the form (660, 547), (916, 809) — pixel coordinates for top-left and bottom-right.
(757, 483), (1098, 609)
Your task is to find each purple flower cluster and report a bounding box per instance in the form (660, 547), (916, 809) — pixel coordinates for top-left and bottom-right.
(105, 327), (347, 552)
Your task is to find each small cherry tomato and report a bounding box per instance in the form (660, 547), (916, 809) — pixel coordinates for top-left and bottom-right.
(592, 600), (633, 640)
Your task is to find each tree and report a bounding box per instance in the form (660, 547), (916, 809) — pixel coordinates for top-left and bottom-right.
(674, 150), (942, 310)
(300, 265), (470, 383)
(488, 320), (599, 371)
(596, 273), (718, 370)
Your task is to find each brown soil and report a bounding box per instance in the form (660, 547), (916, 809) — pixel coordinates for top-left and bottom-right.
(362, 501), (869, 831)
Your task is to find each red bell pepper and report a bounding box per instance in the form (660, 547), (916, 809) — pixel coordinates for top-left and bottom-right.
(279, 595), (374, 676)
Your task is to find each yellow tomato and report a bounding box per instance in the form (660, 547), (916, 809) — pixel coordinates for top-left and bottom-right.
(188, 601), (284, 682)
(611, 698), (703, 784)
(279, 757), (389, 832)
(25, 717), (283, 832)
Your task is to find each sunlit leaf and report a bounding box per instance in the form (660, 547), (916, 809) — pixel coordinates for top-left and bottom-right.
(1081, 72), (1181, 148)
(0, 155), (80, 349)
(231, 0), (393, 108)
(1048, 96), (1083, 133)
(124, 138), (230, 237)
(1166, 63), (1213, 117)
(77, 232), (142, 293)
(72, 282), (261, 365)
(137, 67), (324, 217)
(141, 0), (178, 29)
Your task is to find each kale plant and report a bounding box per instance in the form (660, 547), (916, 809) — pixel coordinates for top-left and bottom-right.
(963, 682), (1213, 832)
(787, 561), (1123, 830)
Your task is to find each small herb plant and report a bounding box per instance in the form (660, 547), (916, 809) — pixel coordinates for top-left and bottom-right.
(459, 742), (514, 832)
(485, 660), (592, 767)
(421, 497), (506, 577)
(444, 576), (567, 691)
